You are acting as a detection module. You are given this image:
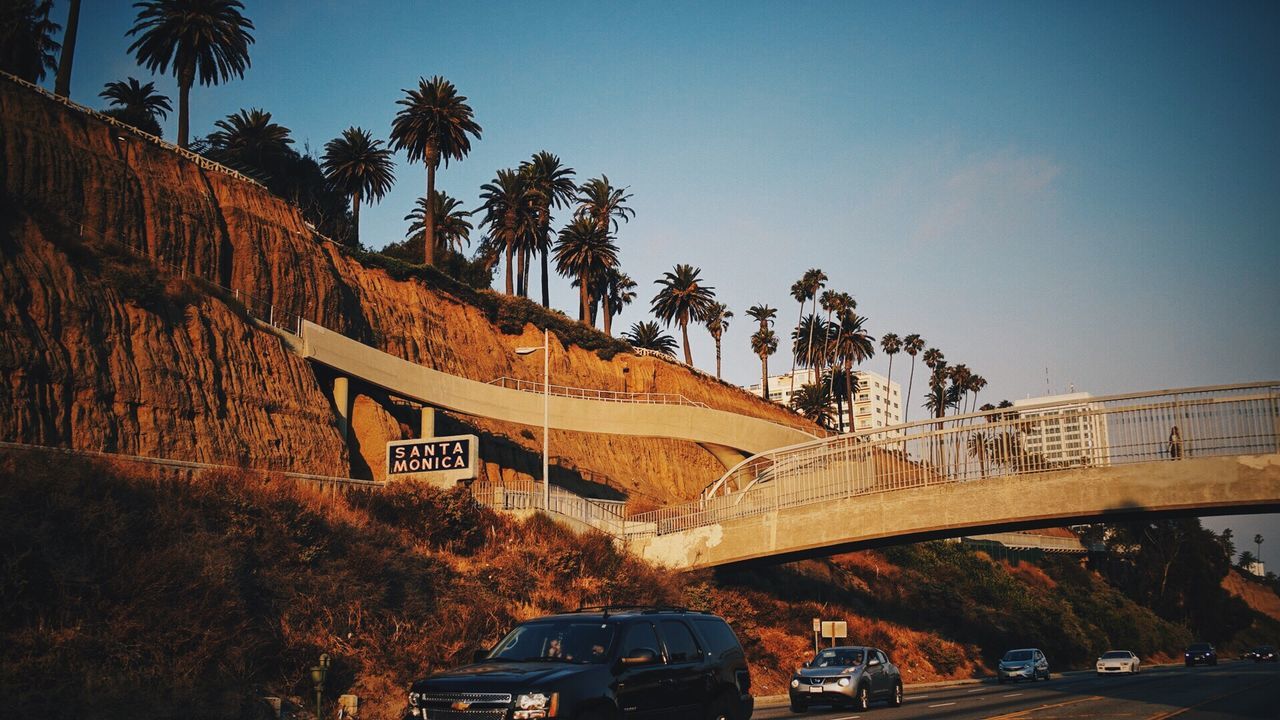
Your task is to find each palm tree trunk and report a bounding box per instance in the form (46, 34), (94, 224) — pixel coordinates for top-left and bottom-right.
(883, 354), (895, 421)
(681, 320), (693, 366)
(715, 338), (722, 379)
(517, 247), (527, 297)
(761, 354), (769, 399)
(177, 75), (192, 148)
(540, 248), (551, 307)
(905, 358), (917, 424)
(504, 240), (514, 295)
(790, 303), (804, 379)
(54, 0), (81, 97)
(602, 295), (612, 337)
(424, 159), (438, 266)
(805, 297), (819, 372)
(579, 272), (589, 323)
(351, 191), (361, 247)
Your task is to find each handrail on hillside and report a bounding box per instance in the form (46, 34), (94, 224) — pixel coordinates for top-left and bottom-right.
(486, 376), (708, 408)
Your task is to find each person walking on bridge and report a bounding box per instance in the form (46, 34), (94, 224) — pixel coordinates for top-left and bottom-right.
(1168, 425), (1183, 460)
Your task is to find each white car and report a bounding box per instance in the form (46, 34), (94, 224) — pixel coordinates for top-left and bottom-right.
(1096, 650), (1140, 675)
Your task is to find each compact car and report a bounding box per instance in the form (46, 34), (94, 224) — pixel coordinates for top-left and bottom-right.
(788, 646), (903, 713)
(997, 648), (1049, 683)
(1184, 642), (1217, 667)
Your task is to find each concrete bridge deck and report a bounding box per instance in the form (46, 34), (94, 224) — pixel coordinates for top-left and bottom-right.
(298, 321), (814, 466)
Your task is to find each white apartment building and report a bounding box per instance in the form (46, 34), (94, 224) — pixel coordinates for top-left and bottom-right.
(745, 368), (903, 434)
(1011, 392), (1110, 467)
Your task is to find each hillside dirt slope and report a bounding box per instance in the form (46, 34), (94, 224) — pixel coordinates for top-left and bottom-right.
(0, 77), (814, 504)
(1223, 568), (1280, 622)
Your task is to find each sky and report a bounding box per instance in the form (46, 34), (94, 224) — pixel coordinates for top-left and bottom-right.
(41, 1), (1280, 553)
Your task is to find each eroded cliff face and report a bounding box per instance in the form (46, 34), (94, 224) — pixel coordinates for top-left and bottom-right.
(0, 78), (812, 503)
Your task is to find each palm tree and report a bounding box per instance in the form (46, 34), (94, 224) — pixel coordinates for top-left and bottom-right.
(901, 334), (924, 423)
(623, 320), (677, 356)
(966, 374), (988, 416)
(53, 0), (80, 96)
(554, 216), (618, 324)
(821, 291), (854, 400)
(1256, 534), (1264, 564)
(390, 75), (481, 266)
(206, 108), (293, 179)
(880, 332), (901, 422)
(746, 304), (776, 334)
(651, 264), (716, 367)
(791, 383), (834, 429)
(799, 268), (827, 374)
(791, 314), (831, 372)
(478, 169), (539, 296)
(600, 268), (636, 337)
(99, 77), (172, 136)
(520, 152), (577, 307)
(833, 312), (875, 429)
(705, 302), (733, 379)
(400, 190), (473, 260)
(322, 127), (395, 247)
(127, 0), (255, 148)
(575, 175), (634, 234)
(0, 0), (60, 83)
(751, 328), (778, 400)
(967, 432), (992, 477)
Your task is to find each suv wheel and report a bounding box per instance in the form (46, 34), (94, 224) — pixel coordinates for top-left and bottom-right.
(889, 682), (903, 707)
(853, 684), (870, 712)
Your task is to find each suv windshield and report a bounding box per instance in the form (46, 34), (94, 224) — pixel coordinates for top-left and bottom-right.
(1188, 643), (1212, 652)
(1003, 650), (1034, 662)
(812, 649), (864, 667)
(488, 621), (617, 664)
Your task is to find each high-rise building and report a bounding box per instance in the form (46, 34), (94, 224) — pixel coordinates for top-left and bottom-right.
(745, 368), (902, 433)
(1011, 392), (1110, 467)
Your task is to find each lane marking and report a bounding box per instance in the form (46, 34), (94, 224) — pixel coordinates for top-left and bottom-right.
(967, 688), (985, 693)
(828, 716), (860, 720)
(981, 694), (1103, 720)
(1002, 693), (1023, 698)
(1144, 679), (1272, 720)
(928, 702), (957, 708)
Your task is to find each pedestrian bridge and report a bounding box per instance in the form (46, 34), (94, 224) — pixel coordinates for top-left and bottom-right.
(298, 321), (814, 467)
(625, 383), (1280, 569)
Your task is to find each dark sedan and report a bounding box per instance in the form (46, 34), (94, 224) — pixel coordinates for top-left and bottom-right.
(1185, 642), (1217, 666)
(1244, 645), (1277, 662)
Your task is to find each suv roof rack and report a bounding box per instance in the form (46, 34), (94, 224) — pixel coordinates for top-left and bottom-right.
(573, 604), (699, 618)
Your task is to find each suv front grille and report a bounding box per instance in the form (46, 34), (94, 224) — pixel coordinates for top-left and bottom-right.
(420, 693), (511, 720)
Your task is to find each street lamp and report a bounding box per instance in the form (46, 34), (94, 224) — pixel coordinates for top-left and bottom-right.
(515, 328), (550, 510)
(310, 653), (330, 719)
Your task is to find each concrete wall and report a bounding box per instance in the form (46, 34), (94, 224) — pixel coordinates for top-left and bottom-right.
(630, 453), (1280, 569)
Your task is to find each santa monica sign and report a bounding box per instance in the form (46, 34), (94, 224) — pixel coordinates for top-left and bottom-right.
(386, 434), (479, 483)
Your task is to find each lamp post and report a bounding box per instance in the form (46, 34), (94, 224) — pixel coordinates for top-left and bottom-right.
(515, 328), (550, 510)
(310, 653), (330, 719)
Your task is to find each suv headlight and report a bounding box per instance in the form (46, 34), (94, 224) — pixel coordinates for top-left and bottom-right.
(790, 678), (800, 688)
(837, 677), (850, 687)
(514, 692), (558, 719)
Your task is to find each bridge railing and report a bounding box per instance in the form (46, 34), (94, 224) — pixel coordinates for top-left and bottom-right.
(486, 376), (708, 408)
(469, 479), (627, 535)
(631, 382), (1280, 537)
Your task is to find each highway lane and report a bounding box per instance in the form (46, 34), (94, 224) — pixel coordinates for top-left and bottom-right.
(754, 661), (1279, 720)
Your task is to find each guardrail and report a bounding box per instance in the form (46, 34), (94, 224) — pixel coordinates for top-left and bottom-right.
(2, 70), (267, 189)
(962, 532), (1088, 553)
(486, 376), (708, 408)
(468, 479), (627, 535)
(632, 382), (1280, 537)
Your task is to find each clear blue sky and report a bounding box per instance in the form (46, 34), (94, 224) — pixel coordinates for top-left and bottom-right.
(48, 1), (1280, 552)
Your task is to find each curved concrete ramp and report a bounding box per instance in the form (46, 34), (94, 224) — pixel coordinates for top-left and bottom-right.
(629, 453), (1280, 569)
(299, 322), (814, 457)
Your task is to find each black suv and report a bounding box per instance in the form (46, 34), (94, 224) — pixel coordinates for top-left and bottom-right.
(405, 606), (753, 720)
(1184, 642), (1217, 667)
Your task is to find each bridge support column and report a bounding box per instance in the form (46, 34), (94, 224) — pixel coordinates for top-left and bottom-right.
(332, 376), (351, 443)
(420, 407), (436, 439)
(700, 442), (748, 471)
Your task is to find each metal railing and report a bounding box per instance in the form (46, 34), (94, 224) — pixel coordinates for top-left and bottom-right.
(962, 532), (1088, 553)
(486, 376), (708, 407)
(469, 479), (627, 535)
(632, 382), (1280, 537)
(2, 71), (266, 189)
